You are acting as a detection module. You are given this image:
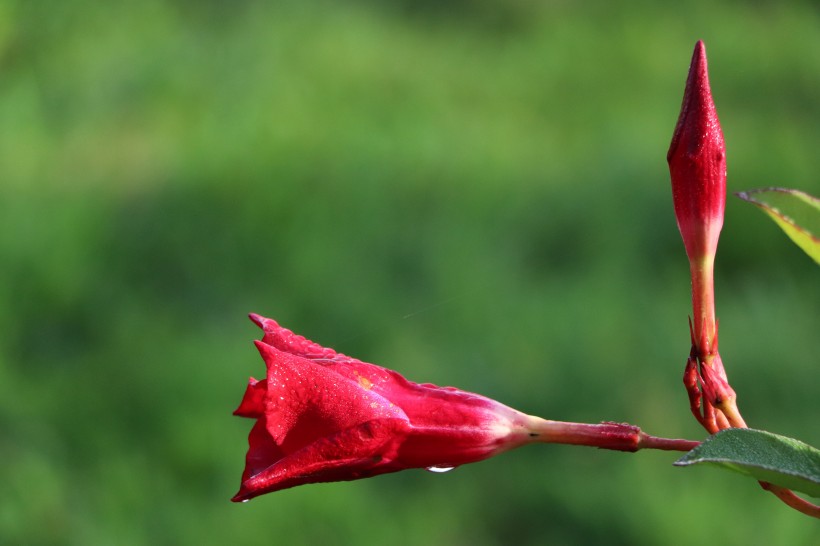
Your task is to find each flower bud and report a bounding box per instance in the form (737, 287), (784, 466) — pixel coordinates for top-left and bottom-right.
(668, 40), (726, 264)
(668, 41), (726, 352)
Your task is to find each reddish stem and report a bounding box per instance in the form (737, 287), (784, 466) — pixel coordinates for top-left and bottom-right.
(526, 418), (699, 453)
(689, 257), (716, 354)
(638, 432), (701, 452)
(761, 483), (820, 519)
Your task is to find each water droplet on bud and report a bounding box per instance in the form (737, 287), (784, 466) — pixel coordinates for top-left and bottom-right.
(425, 466), (455, 473)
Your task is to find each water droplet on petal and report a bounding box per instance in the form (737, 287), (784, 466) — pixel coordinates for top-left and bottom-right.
(241, 499), (250, 503)
(425, 466), (455, 473)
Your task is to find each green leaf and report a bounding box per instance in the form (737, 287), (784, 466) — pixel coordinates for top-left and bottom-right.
(735, 187), (820, 265)
(674, 428), (820, 497)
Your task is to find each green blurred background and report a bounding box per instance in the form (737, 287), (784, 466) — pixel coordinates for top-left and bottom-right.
(1, 0), (818, 544)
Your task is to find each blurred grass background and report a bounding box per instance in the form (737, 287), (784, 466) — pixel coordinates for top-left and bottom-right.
(1, 0), (818, 544)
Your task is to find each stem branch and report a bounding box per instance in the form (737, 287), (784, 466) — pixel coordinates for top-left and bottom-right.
(760, 483), (820, 519)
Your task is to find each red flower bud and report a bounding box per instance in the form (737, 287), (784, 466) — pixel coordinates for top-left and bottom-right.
(668, 41), (726, 352)
(232, 314), (535, 501)
(668, 40), (726, 264)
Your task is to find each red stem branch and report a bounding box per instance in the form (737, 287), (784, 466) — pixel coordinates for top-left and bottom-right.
(761, 483), (820, 519)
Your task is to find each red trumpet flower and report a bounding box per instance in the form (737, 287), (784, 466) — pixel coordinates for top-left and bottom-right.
(232, 314), (697, 501)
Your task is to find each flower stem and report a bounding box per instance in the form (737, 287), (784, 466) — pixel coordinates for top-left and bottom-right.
(525, 417), (699, 453)
(690, 256), (716, 354)
(637, 432), (701, 452)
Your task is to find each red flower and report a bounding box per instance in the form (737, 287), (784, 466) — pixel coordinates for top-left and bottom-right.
(232, 314), (536, 501)
(233, 315), (698, 501)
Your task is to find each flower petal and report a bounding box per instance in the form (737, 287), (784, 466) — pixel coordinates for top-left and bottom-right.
(233, 377), (265, 418)
(249, 314), (521, 429)
(249, 313), (354, 362)
(254, 341), (408, 450)
(233, 417), (411, 500)
(240, 419), (286, 484)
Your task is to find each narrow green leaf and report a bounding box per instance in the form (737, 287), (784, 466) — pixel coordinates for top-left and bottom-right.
(674, 428), (820, 497)
(735, 187), (820, 264)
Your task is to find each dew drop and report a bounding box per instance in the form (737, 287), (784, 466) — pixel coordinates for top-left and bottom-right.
(425, 466), (455, 474)
(241, 499), (250, 503)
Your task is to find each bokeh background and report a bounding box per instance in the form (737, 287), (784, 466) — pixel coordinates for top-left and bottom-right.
(1, 1), (818, 544)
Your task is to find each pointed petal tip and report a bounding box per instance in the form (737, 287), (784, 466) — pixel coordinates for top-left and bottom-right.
(689, 40), (709, 81)
(668, 39), (723, 164)
(252, 339), (283, 369)
(233, 377), (263, 417)
(231, 490), (250, 503)
(249, 313), (283, 335)
(681, 41), (710, 103)
(248, 313), (264, 328)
